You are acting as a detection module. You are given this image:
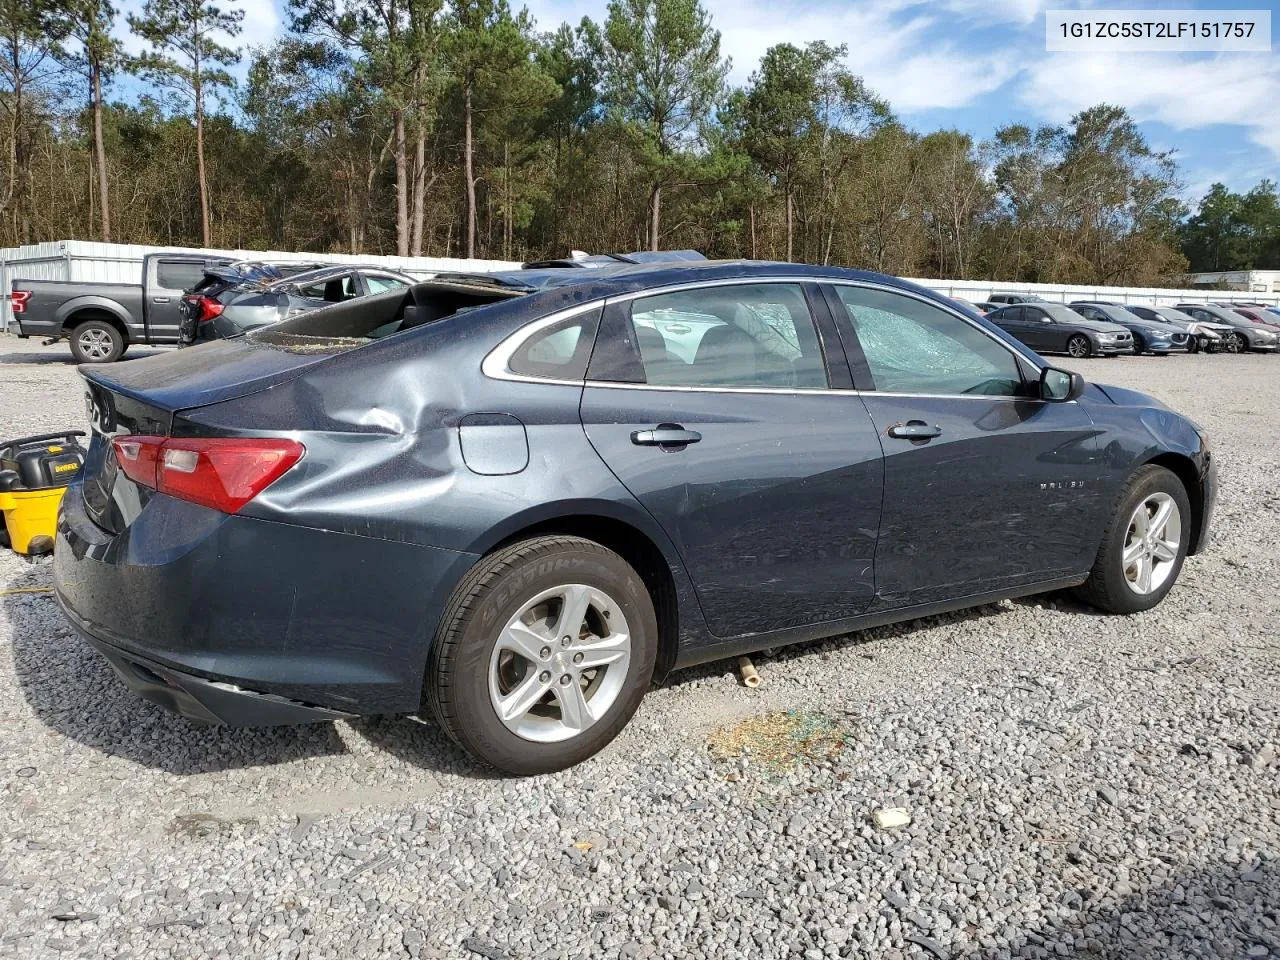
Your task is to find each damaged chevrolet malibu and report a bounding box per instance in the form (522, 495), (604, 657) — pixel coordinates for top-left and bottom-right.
(54, 261), (1216, 775)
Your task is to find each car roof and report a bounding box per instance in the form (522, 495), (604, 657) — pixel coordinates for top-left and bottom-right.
(277, 264), (414, 285)
(208, 260), (333, 285)
(427, 259), (960, 302)
(1074, 302), (1134, 319)
(521, 249), (707, 269)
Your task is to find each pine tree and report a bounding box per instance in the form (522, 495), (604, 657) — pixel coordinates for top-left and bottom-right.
(127, 0), (243, 246)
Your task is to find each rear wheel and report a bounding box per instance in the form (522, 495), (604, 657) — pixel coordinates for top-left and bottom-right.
(1076, 465), (1191, 614)
(69, 320), (124, 364)
(425, 536), (657, 775)
(1066, 334), (1092, 358)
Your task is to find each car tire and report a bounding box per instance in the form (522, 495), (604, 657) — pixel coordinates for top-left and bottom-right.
(425, 535), (658, 775)
(69, 320), (125, 364)
(1231, 332), (1248, 353)
(1075, 464), (1191, 615)
(1066, 335), (1092, 358)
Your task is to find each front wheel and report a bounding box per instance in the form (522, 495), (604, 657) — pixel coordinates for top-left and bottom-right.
(1229, 332), (1247, 353)
(1066, 334), (1092, 359)
(425, 536), (657, 775)
(69, 320), (125, 364)
(1076, 465), (1191, 614)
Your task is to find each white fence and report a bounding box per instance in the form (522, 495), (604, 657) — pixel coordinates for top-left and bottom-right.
(4, 239), (1277, 331)
(0, 240), (519, 330)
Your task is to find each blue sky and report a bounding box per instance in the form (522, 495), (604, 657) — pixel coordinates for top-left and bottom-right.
(112, 0), (1279, 206)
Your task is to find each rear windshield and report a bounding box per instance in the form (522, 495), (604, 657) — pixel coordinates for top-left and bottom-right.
(246, 280), (522, 350)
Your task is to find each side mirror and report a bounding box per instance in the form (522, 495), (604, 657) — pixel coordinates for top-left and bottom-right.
(1040, 366), (1085, 402)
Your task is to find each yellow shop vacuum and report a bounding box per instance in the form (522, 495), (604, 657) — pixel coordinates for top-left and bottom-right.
(0, 431), (86, 555)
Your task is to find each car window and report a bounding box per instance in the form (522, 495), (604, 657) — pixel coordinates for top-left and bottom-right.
(998, 305), (1024, 322)
(835, 286), (1024, 397)
(624, 284), (827, 389)
(365, 275), (409, 294)
(155, 260), (207, 292)
(1025, 307), (1048, 322)
(509, 313), (597, 380)
(298, 274), (357, 302)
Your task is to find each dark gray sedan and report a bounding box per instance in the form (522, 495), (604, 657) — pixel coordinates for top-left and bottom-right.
(54, 261), (1215, 775)
(986, 302), (1134, 357)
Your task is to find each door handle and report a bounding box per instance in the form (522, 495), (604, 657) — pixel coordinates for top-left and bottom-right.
(152, 297), (171, 303)
(887, 420), (942, 441)
(631, 424), (702, 447)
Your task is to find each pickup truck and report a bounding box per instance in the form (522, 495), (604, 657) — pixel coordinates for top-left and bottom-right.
(9, 252), (232, 363)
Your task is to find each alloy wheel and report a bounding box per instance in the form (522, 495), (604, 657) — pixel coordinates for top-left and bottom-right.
(1067, 335), (1090, 358)
(1121, 492), (1182, 596)
(78, 328), (114, 361)
(487, 583), (632, 743)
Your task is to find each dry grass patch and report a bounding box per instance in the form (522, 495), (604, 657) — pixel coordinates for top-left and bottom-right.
(706, 710), (852, 769)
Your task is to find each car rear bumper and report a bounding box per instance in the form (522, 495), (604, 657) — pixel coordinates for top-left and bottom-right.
(14, 318), (60, 338)
(60, 602), (355, 726)
(53, 480), (479, 720)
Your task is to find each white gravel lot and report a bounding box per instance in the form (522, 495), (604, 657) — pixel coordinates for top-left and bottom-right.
(1, 333), (1277, 960)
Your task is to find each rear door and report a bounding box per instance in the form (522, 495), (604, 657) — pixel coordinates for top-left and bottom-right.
(147, 258), (212, 342)
(579, 280), (885, 640)
(826, 283), (1103, 608)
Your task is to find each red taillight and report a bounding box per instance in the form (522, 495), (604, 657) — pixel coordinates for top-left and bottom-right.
(188, 295), (224, 323)
(11, 290), (30, 314)
(111, 436), (304, 514)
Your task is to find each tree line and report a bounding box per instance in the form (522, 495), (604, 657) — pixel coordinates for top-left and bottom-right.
(2, 0), (1277, 284)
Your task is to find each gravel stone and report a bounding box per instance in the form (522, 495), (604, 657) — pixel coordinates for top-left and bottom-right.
(1, 340), (1279, 960)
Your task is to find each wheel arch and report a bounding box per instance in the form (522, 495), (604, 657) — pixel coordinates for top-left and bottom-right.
(1144, 452), (1206, 555)
(60, 303), (131, 342)
(472, 505), (699, 680)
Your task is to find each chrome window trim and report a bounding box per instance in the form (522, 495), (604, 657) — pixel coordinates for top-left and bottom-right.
(481, 301), (605, 386)
(482, 274), (1047, 393)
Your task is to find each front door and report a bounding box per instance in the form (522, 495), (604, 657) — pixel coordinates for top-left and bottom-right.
(1019, 305), (1065, 352)
(580, 281), (884, 640)
(990, 305), (1040, 349)
(826, 283), (1103, 609)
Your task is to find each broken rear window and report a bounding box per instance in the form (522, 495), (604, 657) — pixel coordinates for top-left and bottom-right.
(247, 281), (524, 347)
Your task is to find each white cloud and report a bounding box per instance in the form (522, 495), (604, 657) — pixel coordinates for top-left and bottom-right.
(113, 0), (281, 57)
(525, 0), (1022, 112)
(931, 0), (1056, 27)
(1019, 50), (1280, 160)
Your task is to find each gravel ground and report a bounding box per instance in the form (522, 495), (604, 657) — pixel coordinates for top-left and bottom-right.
(1, 333), (1277, 960)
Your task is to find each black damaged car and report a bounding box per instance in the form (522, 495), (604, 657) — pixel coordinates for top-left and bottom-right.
(54, 261), (1215, 774)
